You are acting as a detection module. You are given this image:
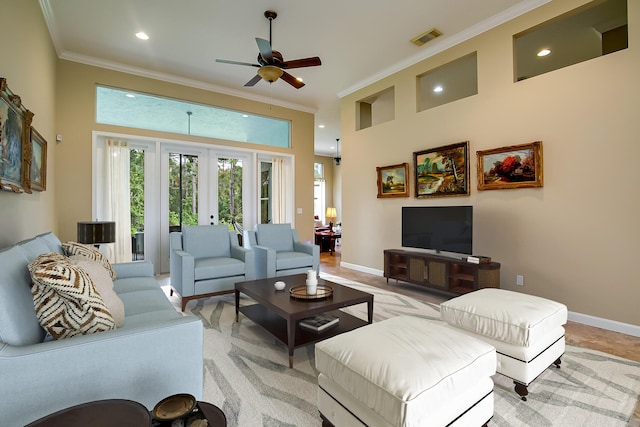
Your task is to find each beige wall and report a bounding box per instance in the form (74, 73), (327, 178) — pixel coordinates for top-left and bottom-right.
(340, 0), (640, 326)
(0, 0), (58, 247)
(54, 61), (316, 244)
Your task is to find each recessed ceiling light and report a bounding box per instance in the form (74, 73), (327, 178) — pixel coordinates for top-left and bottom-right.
(135, 32), (149, 40)
(318, 124), (325, 128)
(242, 114), (249, 118)
(125, 93), (135, 98)
(433, 85), (444, 93)
(537, 48), (551, 57)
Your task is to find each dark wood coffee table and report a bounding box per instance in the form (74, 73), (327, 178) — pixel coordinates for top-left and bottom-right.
(235, 274), (373, 368)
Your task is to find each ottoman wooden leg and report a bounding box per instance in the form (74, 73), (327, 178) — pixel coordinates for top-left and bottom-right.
(320, 413), (334, 427)
(514, 381), (529, 401)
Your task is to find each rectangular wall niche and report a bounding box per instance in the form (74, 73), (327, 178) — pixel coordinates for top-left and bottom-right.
(417, 52), (478, 112)
(514, 0), (627, 82)
(356, 86), (395, 131)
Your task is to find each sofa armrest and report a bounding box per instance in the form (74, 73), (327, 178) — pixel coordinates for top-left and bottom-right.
(231, 246), (256, 281)
(113, 261), (153, 278)
(0, 316), (203, 426)
(170, 250), (195, 297)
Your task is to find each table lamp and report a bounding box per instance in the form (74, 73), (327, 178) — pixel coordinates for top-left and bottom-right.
(325, 207), (337, 229)
(77, 221), (116, 248)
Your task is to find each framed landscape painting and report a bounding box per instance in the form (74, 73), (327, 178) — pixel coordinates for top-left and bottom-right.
(477, 141), (543, 190)
(413, 141), (469, 198)
(376, 162), (409, 198)
(30, 127), (47, 191)
(0, 78), (34, 193)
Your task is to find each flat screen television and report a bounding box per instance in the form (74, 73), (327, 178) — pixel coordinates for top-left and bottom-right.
(402, 206), (473, 255)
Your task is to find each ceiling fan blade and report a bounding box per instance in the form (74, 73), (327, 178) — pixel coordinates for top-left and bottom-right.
(280, 71), (305, 89)
(216, 59), (260, 67)
(255, 38), (273, 62)
(244, 74), (263, 87)
(281, 57), (322, 69)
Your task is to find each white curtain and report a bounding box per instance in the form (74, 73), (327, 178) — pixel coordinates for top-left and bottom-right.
(272, 157), (286, 224)
(103, 138), (132, 262)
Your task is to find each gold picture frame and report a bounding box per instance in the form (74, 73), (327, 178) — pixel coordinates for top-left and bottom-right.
(0, 78), (34, 193)
(30, 127), (47, 191)
(376, 163), (409, 198)
(414, 141), (470, 198)
(477, 141), (543, 190)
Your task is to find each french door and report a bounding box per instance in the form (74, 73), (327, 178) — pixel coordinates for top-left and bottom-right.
(94, 131), (291, 274)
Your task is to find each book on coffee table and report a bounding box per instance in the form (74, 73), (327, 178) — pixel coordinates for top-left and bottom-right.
(299, 314), (339, 333)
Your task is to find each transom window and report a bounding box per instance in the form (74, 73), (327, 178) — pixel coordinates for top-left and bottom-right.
(96, 86), (290, 148)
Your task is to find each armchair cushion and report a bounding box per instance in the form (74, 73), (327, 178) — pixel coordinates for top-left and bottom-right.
(277, 252), (314, 271)
(194, 257), (246, 280)
(256, 223), (294, 252)
(183, 225), (231, 259)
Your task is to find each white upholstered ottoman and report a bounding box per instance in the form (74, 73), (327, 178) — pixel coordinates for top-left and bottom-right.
(440, 288), (567, 401)
(315, 316), (496, 427)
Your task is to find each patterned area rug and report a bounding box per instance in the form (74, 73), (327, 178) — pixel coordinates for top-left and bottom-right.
(179, 274), (640, 427)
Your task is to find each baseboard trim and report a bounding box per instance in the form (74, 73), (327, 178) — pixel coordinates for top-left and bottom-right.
(339, 261), (383, 277)
(338, 261), (640, 338)
(568, 312), (640, 338)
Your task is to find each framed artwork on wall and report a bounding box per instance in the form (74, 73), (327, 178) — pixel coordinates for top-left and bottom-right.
(30, 127), (47, 191)
(376, 162), (409, 198)
(476, 141), (543, 190)
(0, 78), (34, 193)
(413, 141), (470, 198)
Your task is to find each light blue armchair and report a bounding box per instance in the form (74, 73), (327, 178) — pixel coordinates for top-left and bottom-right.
(170, 225), (255, 311)
(243, 223), (319, 279)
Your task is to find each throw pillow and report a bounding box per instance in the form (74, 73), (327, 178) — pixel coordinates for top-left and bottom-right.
(28, 254), (116, 339)
(69, 256), (125, 327)
(62, 241), (117, 280)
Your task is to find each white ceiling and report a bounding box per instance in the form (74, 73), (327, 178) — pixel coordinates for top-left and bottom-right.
(40, 0), (548, 156)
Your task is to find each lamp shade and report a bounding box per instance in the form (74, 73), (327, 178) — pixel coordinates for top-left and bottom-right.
(326, 207), (337, 219)
(77, 221), (116, 245)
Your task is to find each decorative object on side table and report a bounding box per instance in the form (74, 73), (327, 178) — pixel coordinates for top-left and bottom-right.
(476, 141), (543, 190)
(306, 269), (317, 295)
(413, 141), (470, 198)
(376, 162), (409, 198)
(325, 206), (337, 229)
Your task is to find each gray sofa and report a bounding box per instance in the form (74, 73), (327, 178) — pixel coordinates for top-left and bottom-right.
(0, 232), (203, 426)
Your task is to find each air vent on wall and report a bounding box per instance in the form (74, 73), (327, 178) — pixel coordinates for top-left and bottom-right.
(411, 28), (443, 46)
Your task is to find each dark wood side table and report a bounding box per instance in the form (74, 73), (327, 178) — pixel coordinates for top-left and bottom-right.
(316, 232), (341, 255)
(26, 399), (151, 427)
(27, 400), (227, 427)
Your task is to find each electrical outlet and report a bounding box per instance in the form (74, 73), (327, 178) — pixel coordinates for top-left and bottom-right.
(516, 275), (524, 286)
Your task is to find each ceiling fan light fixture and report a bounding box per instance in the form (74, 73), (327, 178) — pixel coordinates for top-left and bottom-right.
(258, 65), (284, 82)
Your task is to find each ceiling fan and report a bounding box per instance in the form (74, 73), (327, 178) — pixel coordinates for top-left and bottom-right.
(216, 10), (321, 89)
